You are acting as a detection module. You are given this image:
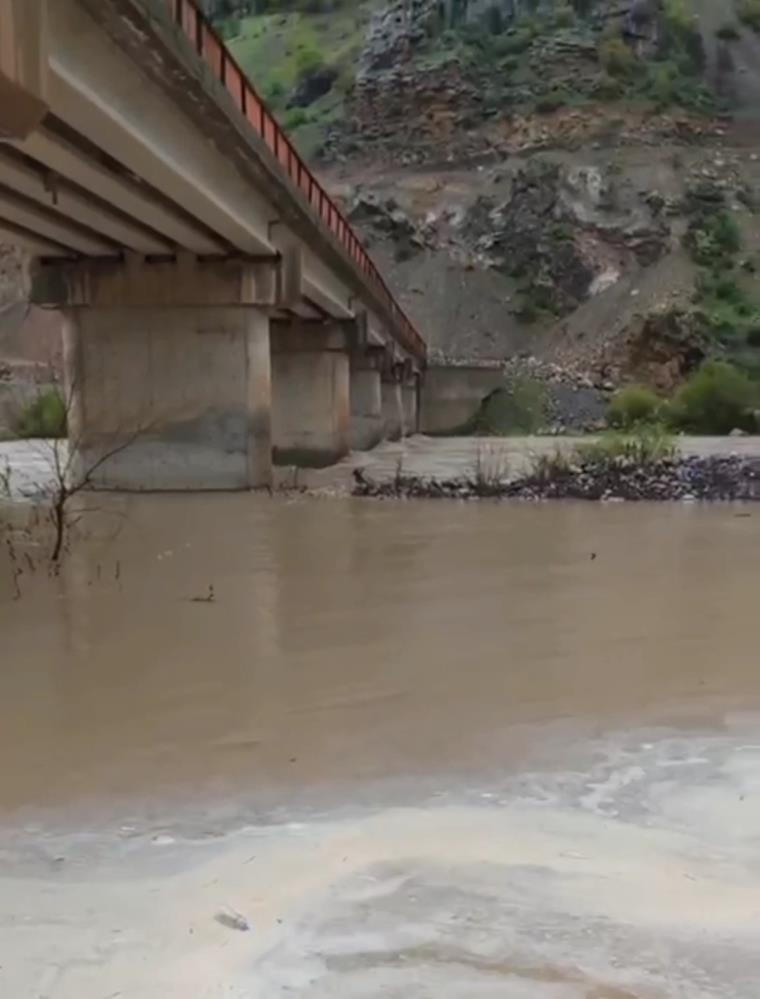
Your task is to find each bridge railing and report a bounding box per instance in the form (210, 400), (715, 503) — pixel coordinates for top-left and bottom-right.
(163, 0), (425, 361)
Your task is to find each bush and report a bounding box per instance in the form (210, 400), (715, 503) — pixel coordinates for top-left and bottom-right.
(716, 23), (741, 41)
(470, 377), (548, 435)
(667, 360), (758, 433)
(14, 389), (67, 439)
(282, 106), (309, 129)
(535, 89), (569, 113)
(684, 209), (741, 266)
(607, 385), (662, 429)
(294, 44), (325, 78)
(738, 0), (760, 31)
(552, 2), (575, 29)
(577, 427), (677, 467)
(599, 35), (636, 76)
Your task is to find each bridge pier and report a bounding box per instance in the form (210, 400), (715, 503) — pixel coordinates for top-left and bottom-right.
(401, 377), (419, 437)
(350, 357), (383, 453)
(381, 376), (404, 442)
(44, 259), (276, 490)
(271, 321), (350, 468)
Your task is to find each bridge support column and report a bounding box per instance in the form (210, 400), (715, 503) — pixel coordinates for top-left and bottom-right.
(271, 321), (350, 468)
(381, 375), (403, 442)
(42, 259), (277, 491)
(401, 377), (419, 437)
(350, 357), (383, 452)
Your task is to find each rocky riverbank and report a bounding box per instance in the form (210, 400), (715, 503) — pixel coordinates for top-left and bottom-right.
(352, 453), (760, 502)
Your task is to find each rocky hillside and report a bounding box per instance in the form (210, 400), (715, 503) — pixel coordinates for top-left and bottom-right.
(211, 0), (760, 398)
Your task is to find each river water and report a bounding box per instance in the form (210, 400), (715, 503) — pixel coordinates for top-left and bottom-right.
(2, 496), (760, 997)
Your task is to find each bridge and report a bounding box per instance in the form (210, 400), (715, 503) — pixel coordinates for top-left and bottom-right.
(0, 0), (425, 489)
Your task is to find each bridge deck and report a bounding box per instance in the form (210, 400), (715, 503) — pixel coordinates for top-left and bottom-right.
(163, 0), (424, 361)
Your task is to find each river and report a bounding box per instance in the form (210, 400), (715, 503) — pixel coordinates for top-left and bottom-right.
(1, 495), (760, 997)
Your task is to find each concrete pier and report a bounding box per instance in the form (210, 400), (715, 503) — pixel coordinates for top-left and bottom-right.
(350, 363), (383, 452)
(401, 379), (419, 437)
(54, 259), (275, 491)
(271, 322), (350, 468)
(381, 378), (403, 442)
(64, 307), (272, 491)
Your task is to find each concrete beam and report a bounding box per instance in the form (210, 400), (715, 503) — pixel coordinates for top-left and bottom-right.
(0, 148), (172, 255)
(18, 129), (224, 255)
(0, 189), (117, 256)
(32, 257), (279, 309)
(47, 0), (276, 255)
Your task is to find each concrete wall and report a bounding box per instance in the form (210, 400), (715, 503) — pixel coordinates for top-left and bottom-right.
(65, 306), (271, 490)
(419, 365), (505, 435)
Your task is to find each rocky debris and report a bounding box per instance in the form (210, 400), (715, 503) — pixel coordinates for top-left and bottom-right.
(348, 191), (432, 259)
(353, 455), (760, 502)
(358, 0), (439, 79)
(595, 307), (707, 392)
(457, 160), (668, 318)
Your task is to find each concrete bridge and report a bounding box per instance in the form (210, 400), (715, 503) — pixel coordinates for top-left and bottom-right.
(0, 0), (425, 489)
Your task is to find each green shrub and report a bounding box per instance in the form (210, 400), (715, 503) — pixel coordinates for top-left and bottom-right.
(552, 1), (575, 28)
(684, 209), (741, 266)
(470, 378), (548, 435)
(577, 427), (676, 466)
(661, 0), (706, 73)
(14, 389), (67, 439)
(667, 360), (758, 433)
(282, 106), (309, 129)
(219, 16), (241, 40)
(594, 73), (624, 101)
(535, 89), (569, 113)
(599, 35), (636, 76)
(716, 22), (741, 40)
(294, 44), (325, 77)
(606, 385), (662, 429)
(738, 0), (760, 31)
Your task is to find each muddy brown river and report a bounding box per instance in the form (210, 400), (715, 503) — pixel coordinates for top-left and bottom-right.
(2, 496), (760, 997)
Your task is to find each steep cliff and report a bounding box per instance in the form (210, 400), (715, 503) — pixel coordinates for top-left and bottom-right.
(196, 2), (760, 386)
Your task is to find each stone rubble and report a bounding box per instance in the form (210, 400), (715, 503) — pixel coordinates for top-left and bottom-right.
(353, 454), (760, 502)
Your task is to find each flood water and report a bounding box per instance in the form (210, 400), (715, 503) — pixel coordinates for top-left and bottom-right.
(2, 496), (760, 997)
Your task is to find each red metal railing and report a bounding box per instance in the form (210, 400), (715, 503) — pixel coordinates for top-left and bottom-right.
(162, 0), (425, 360)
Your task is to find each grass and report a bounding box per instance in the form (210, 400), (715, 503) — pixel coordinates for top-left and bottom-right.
(14, 389), (67, 440)
(576, 428), (677, 467)
(606, 385), (662, 430)
(226, 2), (369, 150)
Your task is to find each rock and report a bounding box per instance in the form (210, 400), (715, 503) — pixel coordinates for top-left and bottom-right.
(288, 65), (338, 109)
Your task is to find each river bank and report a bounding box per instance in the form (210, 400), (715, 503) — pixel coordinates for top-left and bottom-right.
(6, 435), (760, 500)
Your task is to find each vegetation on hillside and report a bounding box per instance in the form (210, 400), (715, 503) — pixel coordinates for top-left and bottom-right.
(208, 0), (722, 156)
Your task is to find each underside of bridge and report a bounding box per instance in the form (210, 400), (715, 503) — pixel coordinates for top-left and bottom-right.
(0, 0), (425, 489)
